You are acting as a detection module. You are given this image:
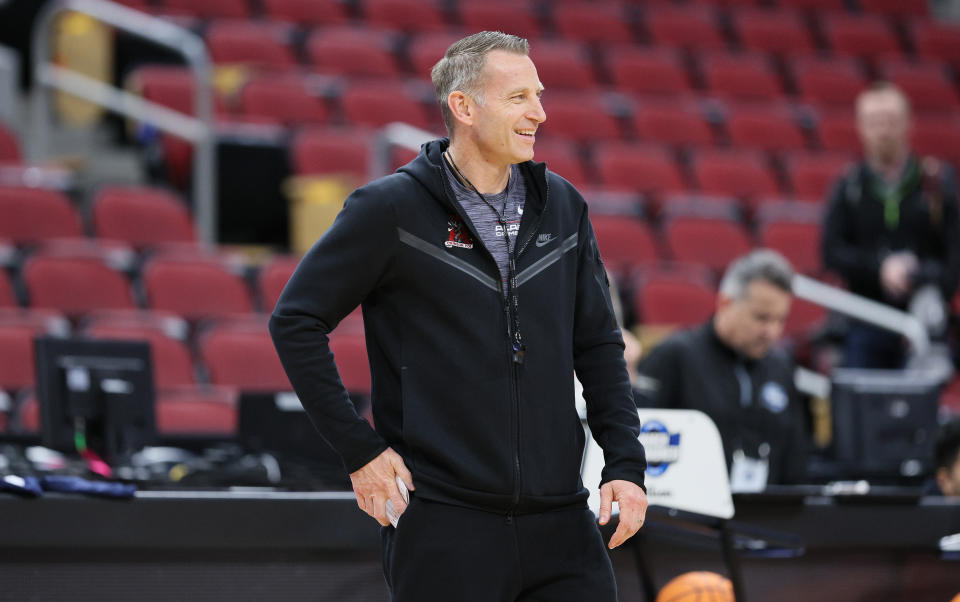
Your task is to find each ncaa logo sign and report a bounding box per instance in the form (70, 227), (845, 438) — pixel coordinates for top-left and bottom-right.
(639, 420), (681, 477)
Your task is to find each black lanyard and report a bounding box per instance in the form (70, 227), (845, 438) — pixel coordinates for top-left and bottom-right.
(446, 151), (525, 364)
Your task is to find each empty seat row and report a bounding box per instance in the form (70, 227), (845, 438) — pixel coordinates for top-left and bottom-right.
(590, 213), (824, 278)
(129, 1), (942, 60)
(153, 24), (960, 110)
(0, 248), (292, 319)
(116, 0), (933, 24)
(0, 185), (194, 249)
(0, 308), (366, 398)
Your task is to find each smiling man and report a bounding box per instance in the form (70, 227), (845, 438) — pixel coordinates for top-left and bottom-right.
(634, 250), (808, 489)
(270, 32), (647, 601)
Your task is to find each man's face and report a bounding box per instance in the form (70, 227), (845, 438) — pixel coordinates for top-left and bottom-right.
(937, 454), (960, 497)
(470, 50), (546, 166)
(856, 90), (910, 165)
(718, 280), (792, 359)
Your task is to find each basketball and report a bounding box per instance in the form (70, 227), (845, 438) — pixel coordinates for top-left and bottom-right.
(951, 594), (960, 602)
(656, 571), (734, 602)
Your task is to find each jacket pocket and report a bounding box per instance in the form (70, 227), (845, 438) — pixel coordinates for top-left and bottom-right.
(401, 366), (514, 495)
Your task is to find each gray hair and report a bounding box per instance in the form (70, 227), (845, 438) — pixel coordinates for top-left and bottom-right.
(718, 249), (795, 300)
(430, 31), (530, 135)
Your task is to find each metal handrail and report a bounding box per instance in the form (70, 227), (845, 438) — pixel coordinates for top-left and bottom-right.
(792, 274), (930, 356)
(29, 0), (217, 243)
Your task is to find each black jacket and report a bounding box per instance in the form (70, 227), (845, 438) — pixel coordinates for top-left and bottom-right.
(821, 156), (960, 305)
(269, 139), (646, 514)
(634, 321), (807, 485)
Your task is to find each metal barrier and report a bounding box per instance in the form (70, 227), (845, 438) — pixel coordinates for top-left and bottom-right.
(29, 0), (217, 243)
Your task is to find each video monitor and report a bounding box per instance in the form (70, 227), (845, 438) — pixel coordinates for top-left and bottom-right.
(35, 337), (156, 464)
(830, 368), (942, 481)
(239, 392), (352, 489)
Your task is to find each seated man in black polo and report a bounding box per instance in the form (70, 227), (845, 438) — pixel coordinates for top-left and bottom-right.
(634, 250), (808, 489)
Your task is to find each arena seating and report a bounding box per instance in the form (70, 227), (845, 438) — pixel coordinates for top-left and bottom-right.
(1, 0), (960, 431)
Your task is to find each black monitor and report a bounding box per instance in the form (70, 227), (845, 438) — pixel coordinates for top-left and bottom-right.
(830, 368), (942, 482)
(238, 392), (352, 489)
(35, 337), (156, 464)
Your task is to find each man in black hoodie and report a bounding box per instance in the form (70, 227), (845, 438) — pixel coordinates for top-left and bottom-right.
(821, 82), (960, 368)
(269, 32), (648, 601)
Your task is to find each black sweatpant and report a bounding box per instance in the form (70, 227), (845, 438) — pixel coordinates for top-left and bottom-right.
(380, 497), (618, 602)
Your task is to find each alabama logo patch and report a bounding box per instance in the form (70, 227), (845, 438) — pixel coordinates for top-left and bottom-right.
(445, 216), (474, 249)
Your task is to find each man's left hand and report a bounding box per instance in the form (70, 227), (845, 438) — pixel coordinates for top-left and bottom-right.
(598, 479), (648, 549)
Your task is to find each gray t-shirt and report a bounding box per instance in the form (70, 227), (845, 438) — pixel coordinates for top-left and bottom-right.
(444, 163), (527, 294)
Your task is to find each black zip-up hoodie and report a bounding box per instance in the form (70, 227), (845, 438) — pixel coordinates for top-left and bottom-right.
(269, 138), (646, 514)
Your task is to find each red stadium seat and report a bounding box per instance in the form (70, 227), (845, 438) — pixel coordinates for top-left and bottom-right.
(291, 127), (373, 182)
(459, 1), (540, 40)
(589, 214), (659, 274)
(23, 255), (135, 317)
(859, 0), (927, 16)
(362, 0), (448, 33)
(594, 142), (686, 200)
(784, 151), (854, 200)
(239, 74), (329, 126)
(0, 309), (66, 391)
(533, 140), (588, 189)
(341, 80), (431, 129)
(200, 319), (290, 391)
(0, 187), (83, 244)
(822, 14), (901, 58)
(645, 6), (727, 51)
(206, 21), (297, 70)
(0, 122), (20, 163)
(633, 99), (714, 147)
(725, 105), (807, 151)
(876, 59), (960, 113)
(258, 255), (300, 312)
(92, 185), (195, 248)
(814, 108), (861, 154)
(552, 3), (634, 45)
(329, 332), (372, 394)
(775, 0), (844, 9)
(0, 270), (14, 307)
(83, 310), (195, 388)
(160, 0), (250, 18)
(307, 28), (401, 78)
(143, 257), (253, 320)
(529, 40), (598, 90)
(663, 216), (751, 272)
(692, 149), (781, 201)
(911, 19), (960, 69)
(757, 219), (822, 275)
(262, 0), (349, 25)
(156, 385), (238, 435)
(912, 117), (960, 169)
(792, 55), (867, 108)
(134, 66), (228, 118)
(701, 53), (784, 102)
(634, 275), (716, 327)
(733, 8), (815, 55)
(540, 92), (620, 142)
(407, 32), (464, 80)
(0, 326), (41, 390)
(608, 47), (692, 96)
